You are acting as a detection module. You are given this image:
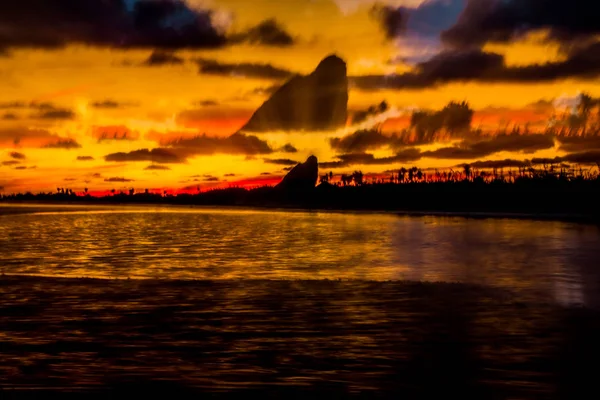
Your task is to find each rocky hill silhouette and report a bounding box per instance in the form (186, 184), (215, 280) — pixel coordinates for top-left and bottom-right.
(276, 155), (319, 191)
(241, 55), (348, 132)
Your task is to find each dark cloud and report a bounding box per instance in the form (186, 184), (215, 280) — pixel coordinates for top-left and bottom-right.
(263, 158), (298, 166)
(279, 143), (298, 153)
(561, 150), (600, 165)
(31, 107), (76, 120)
(329, 129), (393, 153)
(64, 178), (77, 182)
(76, 156), (95, 161)
(370, 5), (408, 39)
(423, 135), (554, 160)
(231, 19), (294, 47)
(442, 0), (600, 49)
(422, 134), (554, 160)
(352, 42), (600, 90)
(196, 58), (295, 79)
(202, 176), (219, 182)
(94, 128), (140, 142)
(1, 160), (20, 166)
(556, 135), (600, 152)
(104, 177), (134, 183)
(0, 0), (226, 53)
(2, 113), (18, 120)
(463, 159), (530, 169)
(0, 102), (27, 109)
(90, 100), (131, 109)
(250, 84), (281, 96)
(194, 99), (219, 107)
(370, 0), (465, 40)
(105, 148), (184, 164)
(224, 173), (237, 177)
(320, 149), (422, 169)
(144, 164), (171, 170)
(9, 151), (25, 160)
(164, 133), (274, 157)
(42, 138), (82, 149)
(91, 173), (102, 179)
(14, 166), (28, 170)
(143, 50), (185, 66)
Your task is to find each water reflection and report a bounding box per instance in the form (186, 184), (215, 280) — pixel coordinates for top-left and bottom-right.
(1, 205), (599, 307)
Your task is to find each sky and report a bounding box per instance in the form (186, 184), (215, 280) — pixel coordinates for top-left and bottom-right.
(1, 0), (600, 194)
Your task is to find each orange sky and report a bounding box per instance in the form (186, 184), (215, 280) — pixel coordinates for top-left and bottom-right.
(1, 0), (600, 194)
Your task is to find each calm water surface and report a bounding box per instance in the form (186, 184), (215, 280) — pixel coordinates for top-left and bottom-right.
(1, 204), (599, 307)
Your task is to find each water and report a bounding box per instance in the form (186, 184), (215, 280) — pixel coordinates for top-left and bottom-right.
(1, 204), (599, 307)
(2, 204), (600, 397)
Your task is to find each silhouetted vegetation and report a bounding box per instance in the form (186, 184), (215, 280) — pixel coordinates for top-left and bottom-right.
(2, 162), (600, 221)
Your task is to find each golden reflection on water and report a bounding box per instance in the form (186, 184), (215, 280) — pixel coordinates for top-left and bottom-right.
(1, 204), (599, 307)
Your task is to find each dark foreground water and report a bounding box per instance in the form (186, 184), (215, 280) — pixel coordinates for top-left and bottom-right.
(0, 204), (599, 398)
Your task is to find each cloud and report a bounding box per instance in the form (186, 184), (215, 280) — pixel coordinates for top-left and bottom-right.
(224, 173), (237, 177)
(463, 159), (530, 169)
(143, 50), (185, 66)
(42, 138), (82, 149)
(422, 134), (555, 160)
(330, 129), (394, 153)
(202, 176), (220, 182)
(2, 113), (18, 120)
(163, 133), (274, 156)
(14, 166), (28, 170)
(90, 100), (132, 109)
(194, 99), (219, 107)
(104, 177), (134, 183)
(196, 58), (295, 79)
(263, 158), (298, 166)
(556, 136), (600, 153)
(561, 150), (600, 165)
(105, 148), (184, 164)
(231, 19), (294, 47)
(76, 156), (95, 161)
(144, 164), (171, 170)
(279, 143), (298, 153)
(93, 126), (140, 142)
(9, 151), (25, 160)
(0, 0), (226, 53)
(250, 84), (281, 96)
(333, 0), (428, 15)
(370, 5), (408, 39)
(320, 149), (422, 169)
(31, 107), (76, 120)
(442, 0), (600, 49)
(352, 42), (600, 89)
(1, 160), (20, 166)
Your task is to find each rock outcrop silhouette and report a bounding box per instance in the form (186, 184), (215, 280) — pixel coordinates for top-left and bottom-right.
(241, 55), (348, 132)
(276, 155), (319, 191)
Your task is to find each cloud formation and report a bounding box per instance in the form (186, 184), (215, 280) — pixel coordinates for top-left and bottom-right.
(320, 149), (422, 169)
(263, 158), (299, 166)
(104, 177), (134, 183)
(231, 19), (294, 47)
(144, 164), (171, 170)
(0, 0), (226, 53)
(352, 43), (600, 89)
(442, 0), (600, 48)
(42, 138), (82, 149)
(105, 148), (184, 164)
(196, 58), (295, 79)
(422, 134), (555, 160)
(76, 156), (95, 161)
(143, 50), (185, 66)
(9, 151), (25, 160)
